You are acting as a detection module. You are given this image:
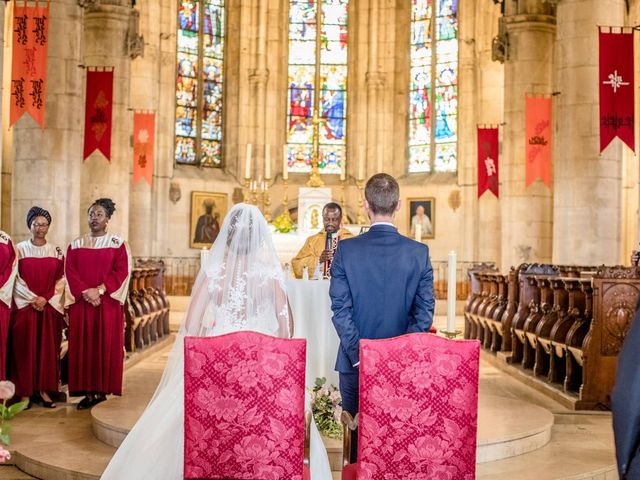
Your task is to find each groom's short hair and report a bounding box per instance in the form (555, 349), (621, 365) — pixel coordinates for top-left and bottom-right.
(365, 174), (399, 216)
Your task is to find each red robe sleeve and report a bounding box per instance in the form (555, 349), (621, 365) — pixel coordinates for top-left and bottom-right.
(0, 240), (17, 308)
(65, 245), (89, 302)
(103, 243), (131, 305)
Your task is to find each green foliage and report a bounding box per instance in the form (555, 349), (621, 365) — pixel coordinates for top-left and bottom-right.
(311, 377), (343, 440)
(271, 212), (297, 234)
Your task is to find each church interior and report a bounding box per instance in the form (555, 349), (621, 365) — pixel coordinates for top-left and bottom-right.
(0, 0), (639, 478)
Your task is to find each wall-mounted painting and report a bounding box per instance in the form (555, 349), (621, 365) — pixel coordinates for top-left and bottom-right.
(407, 197), (435, 240)
(190, 191), (228, 249)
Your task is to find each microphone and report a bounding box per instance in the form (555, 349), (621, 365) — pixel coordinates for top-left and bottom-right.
(325, 231), (333, 251)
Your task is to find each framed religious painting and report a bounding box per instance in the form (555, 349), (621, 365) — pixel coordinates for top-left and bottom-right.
(190, 191), (228, 249)
(407, 197), (435, 240)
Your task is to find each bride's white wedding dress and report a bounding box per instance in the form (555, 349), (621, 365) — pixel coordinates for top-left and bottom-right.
(101, 204), (332, 480)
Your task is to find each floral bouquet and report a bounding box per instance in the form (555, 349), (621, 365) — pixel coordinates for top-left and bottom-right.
(0, 381), (29, 463)
(310, 377), (342, 439)
(271, 212), (297, 234)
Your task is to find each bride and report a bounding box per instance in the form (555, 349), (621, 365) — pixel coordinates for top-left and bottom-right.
(101, 204), (332, 479)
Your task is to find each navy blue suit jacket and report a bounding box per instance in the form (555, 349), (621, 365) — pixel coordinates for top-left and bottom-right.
(612, 305), (640, 478)
(329, 224), (435, 373)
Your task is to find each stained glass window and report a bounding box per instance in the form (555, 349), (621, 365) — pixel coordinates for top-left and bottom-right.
(409, 0), (458, 173)
(175, 0), (225, 167)
(286, 0), (348, 175)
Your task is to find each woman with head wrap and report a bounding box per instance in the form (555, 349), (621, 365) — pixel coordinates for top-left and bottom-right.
(65, 198), (131, 410)
(11, 207), (65, 407)
(0, 230), (18, 382)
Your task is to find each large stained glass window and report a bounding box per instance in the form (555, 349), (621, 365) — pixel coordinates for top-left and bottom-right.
(408, 0), (458, 173)
(286, 0), (348, 175)
(175, 0), (225, 167)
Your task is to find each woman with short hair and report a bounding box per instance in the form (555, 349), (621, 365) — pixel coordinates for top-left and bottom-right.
(11, 207), (65, 408)
(65, 198), (131, 410)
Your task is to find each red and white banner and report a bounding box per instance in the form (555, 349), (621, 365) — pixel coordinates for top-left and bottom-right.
(10, 0), (50, 128)
(477, 126), (499, 198)
(133, 112), (155, 186)
(599, 27), (634, 154)
(525, 94), (552, 189)
(83, 68), (114, 161)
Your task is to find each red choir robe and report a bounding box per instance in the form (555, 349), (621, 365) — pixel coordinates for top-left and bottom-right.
(0, 231), (18, 380)
(65, 234), (131, 396)
(11, 241), (65, 397)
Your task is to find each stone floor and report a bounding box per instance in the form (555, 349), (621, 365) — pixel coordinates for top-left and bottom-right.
(0, 313), (619, 480)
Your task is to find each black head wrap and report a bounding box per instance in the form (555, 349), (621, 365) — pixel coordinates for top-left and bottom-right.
(27, 206), (51, 228)
(89, 198), (116, 218)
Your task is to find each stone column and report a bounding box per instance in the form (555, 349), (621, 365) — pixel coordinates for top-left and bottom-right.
(80, 0), (134, 240)
(9, 0), (84, 247)
(500, 2), (555, 270)
(553, 0), (625, 265)
(128, 5), (154, 257)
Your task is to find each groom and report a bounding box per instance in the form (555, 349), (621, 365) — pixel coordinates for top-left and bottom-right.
(329, 173), (435, 462)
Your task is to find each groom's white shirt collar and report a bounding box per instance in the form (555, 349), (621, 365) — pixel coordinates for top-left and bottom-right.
(370, 222), (396, 228)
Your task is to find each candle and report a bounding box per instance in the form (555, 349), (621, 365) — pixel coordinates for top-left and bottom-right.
(414, 223), (422, 242)
(358, 146), (365, 180)
(264, 144), (271, 179)
(377, 144), (383, 173)
(447, 251), (457, 333)
(282, 146), (289, 180)
(245, 144), (252, 179)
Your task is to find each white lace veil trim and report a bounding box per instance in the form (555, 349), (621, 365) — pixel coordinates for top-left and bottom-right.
(151, 203), (289, 403)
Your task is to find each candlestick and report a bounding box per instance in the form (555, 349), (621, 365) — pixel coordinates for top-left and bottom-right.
(244, 178), (251, 203)
(251, 180), (259, 206)
(263, 185), (272, 222)
(282, 146), (289, 180)
(356, 179), (366, 225)
(281, 178), (292, 223)
(245, 144), (252, 179)
(265, 144), (271, 179)
(443, 251), (460, 339)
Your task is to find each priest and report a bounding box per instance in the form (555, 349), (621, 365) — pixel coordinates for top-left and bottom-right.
(291, 202), (353, 279)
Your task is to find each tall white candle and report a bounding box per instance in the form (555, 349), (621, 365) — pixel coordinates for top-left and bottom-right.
(414, 223), (422, 241)
(282, 146), (289, 180)
(447, 251), (457, 333)
(377, 144), (383, 173)
(358, 146), (365, 180)
(264, 144), (271, 179)
(245, 144), (252, 179)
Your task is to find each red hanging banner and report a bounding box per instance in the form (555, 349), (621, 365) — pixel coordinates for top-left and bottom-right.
(133, 112), (155, 186)
(83, 69), (114, 161)
(477, 126), (499, 198)
(525, 95), (553, 188)
(599, 27), (634, 154)
(10, 1), (50, 128)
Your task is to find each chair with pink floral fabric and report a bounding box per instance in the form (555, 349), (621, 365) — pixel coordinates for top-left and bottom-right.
(184, 331), (310, 480)
(341, 333), (480, 480)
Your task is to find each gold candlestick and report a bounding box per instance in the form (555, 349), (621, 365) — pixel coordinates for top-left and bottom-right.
(263, 185), (272, 222)
(356, 179), (366, 225)
(244, 179), (251, 203)
(280, 178), (292, 222)
(250, 181), (259, 206)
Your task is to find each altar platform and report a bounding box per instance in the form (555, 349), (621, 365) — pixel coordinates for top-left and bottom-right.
(0, 309), (617, 480)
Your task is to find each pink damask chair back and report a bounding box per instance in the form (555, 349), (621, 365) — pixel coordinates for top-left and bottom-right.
(347, 333), (480, 480)
(184, 332), (307, 480)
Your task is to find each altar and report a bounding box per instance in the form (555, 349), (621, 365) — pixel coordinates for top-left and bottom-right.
(286, 278), (340, 388)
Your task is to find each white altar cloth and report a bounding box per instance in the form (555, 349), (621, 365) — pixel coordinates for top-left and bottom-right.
(286, 278), (340, 388)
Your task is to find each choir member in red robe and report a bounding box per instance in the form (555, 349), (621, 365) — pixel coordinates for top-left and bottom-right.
(11, 207), (65, 407)
(0, 231), (17, 381)
(65, 198), (131, 410)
